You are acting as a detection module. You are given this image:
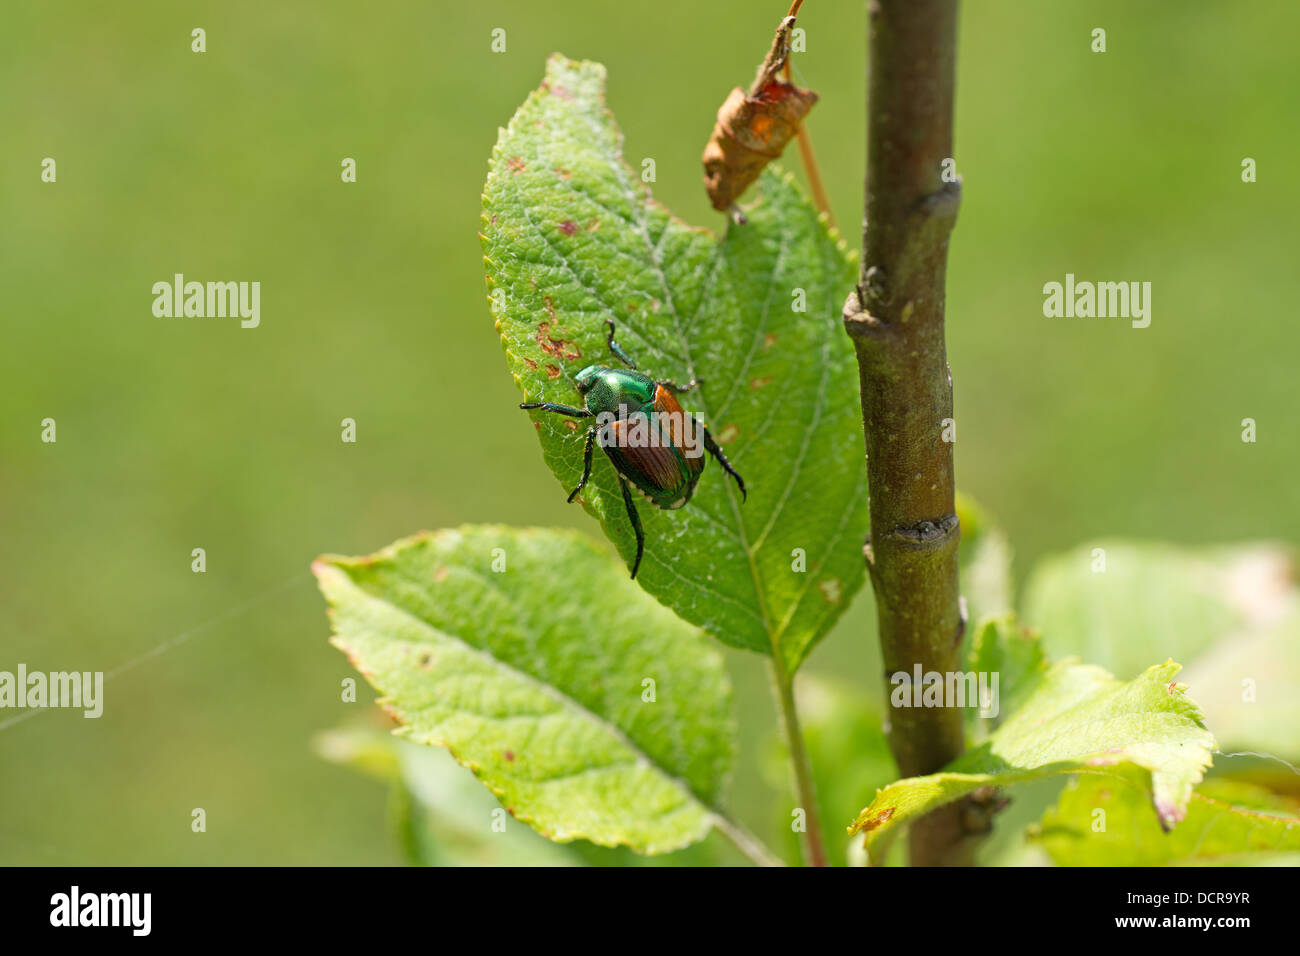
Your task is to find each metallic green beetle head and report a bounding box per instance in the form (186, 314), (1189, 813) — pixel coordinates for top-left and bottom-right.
(572, 364), (606, 395)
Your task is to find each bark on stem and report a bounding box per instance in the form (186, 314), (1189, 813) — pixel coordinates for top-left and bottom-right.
(844, 0), (974, 866)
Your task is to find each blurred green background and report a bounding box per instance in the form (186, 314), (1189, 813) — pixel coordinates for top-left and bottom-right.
(2, 1), (1296, 864)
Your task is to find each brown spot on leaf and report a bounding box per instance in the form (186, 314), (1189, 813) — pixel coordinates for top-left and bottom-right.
(554, 167), (571, 179)
(717, 423), (740, 444)
(749, 376), (773, 389)
(546, 364), (562, 379)
(587, 219), (600, 232)
(523, 357), (538, 370)
(507, 156), (526, 174)
(763, 333), (778, 350)
(416, 652), (434, 670)
(434, 566), (449, 582)
(559, 220), (578, 236)
(503, 750), (515, 762)
(537, 321), (581, 361)
(564, 420), (579, 431)
(855, 807), (895, 834)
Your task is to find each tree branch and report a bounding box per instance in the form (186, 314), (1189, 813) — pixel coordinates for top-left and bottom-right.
(844, 0), (976, 866)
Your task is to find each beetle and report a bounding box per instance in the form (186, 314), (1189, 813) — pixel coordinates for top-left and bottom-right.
(520, 319), (746, 578)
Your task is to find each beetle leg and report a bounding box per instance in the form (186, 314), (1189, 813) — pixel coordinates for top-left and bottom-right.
(605, 319), (638, 371)
(698, 418), (747, 502)
(658, 377), (703, 393)
(568, 428), (596, 502)
(617, 474), (645, 579)
(519, 402), (592, 418)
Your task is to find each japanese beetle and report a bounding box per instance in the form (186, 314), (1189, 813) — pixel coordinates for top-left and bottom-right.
(520, 320), (746, 578)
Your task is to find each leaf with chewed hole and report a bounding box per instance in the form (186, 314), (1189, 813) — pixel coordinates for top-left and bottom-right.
(314, 526), (735, 855)
(848, 660), (1215, 858)
(482, 56), (866, 672)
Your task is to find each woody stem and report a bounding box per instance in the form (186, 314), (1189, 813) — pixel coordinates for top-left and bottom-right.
(845, 0), (977, 866)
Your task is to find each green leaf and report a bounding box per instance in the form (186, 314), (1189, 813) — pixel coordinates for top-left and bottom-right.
(848, 660), (1215, 856)
(316, 723), (725, 866)
(1034, 775), (1300, 866)
(481, 55), (866, 672)
(1023, 541), (1300, 759)
(955, 493), (1013, 629)
(315, 724), (577, 866)
(314, 525), (736, 855)
(1023, 541), (1277, 680)
(964, 613), (1048, 733)
(317, 722), (729, 866)
(1179, 607), (1300, 764)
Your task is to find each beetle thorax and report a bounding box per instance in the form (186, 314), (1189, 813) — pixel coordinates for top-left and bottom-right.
(576, 365), (656, 417)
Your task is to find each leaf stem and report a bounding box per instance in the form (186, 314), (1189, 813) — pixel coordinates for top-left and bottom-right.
(768, 657), (829, 866)
(782, 59), (837, 230)
(713, 813), (786, 867)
